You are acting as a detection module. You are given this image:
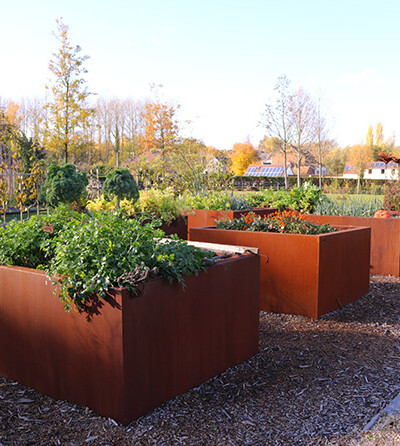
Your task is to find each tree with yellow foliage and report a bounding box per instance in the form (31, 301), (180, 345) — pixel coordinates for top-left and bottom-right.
(366, 125), (374, 149)
(376, 122), (383, 147)
(347, 144), (373, 194)
(230, 142), (258, 176)
(45, 18), (93, 164)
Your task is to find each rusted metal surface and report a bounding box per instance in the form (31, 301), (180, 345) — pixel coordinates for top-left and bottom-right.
(187, 208), (278, 234)
(189, 225), (371, 319)
(160, 216), (187, 239)
(306, 214), (400, 276)
(0, 255), (259, 424)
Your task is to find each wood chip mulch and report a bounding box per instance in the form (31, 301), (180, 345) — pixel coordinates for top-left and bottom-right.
(1, 275), (400, 446)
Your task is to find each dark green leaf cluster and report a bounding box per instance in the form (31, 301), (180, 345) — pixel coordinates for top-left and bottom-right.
(0, 206), (88, 268)
(0, 208), (209, 311)
(40, 164), (88, 207)
(103, 169), (139, 206)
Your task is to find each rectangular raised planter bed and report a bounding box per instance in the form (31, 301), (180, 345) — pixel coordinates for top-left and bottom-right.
(0, 254), (259, 424)
(189, 225), (371, 319)
(305, 214), (400, 276)
(187, 208), (277, 233)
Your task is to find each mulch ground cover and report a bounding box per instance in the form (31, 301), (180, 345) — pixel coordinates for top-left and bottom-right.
(1, 275), (399, 445)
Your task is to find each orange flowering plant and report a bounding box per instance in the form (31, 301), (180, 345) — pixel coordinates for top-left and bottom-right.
(215, 210), (336, 235)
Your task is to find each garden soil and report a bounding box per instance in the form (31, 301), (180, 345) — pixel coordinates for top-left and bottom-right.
(1, 275), (400, 445)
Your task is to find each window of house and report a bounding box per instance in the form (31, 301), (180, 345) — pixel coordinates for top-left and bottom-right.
(381, 169), (385, 174)
(368, 169), (372, 174)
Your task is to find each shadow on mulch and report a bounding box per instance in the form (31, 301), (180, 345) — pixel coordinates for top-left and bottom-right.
(1, 275), (400, 445)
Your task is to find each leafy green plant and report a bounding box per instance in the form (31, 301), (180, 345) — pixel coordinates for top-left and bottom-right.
(0, 206), (88, 268)
(39, 164), (88, 207)
(0, 206), (212, 312)
(103, 168), (139, 208)
(44, 213), (210, 310)
(247, 182), (323, 213)
(216, 210), (336, 235)
(182, 192), (250, 211)
(87, 187), (185, 224)
(133, 188), (184, 224)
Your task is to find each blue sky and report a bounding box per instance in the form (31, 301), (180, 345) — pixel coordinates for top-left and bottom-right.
(2, 0), (400, 149)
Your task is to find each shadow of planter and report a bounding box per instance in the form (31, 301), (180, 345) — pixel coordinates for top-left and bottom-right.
(160, 215), (187, 239)
(305, 214), (400, 276)
(189, 225), (371, 319)
(0, 254), (259, 424)
(187, 208), (278, 234)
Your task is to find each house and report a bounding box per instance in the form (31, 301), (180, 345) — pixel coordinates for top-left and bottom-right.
(244, 163), (295, 177)
(244, 151), (325, 177)
(343, 162), (399, 180)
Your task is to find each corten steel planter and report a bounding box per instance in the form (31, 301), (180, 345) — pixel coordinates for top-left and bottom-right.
(189, 225), (371, 319)
(0, 255), (259, 424)
(160, 216), (187, 239)
(305, 214), (400, 276)
(187, 208), (278, 234)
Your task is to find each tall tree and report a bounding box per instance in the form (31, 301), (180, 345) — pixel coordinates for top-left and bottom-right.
(314, 95), (332, 188)
(347, 144), (373, 194)
(45, 18), (93, 164)
(376, 122), (383, 147)
(366, 125), (374, 149)
(140, 102), (180, 156)
(261, 75), (293, 189)
(290, 88), (317, 187)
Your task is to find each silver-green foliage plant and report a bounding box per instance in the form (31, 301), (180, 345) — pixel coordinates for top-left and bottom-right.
(182, 192), (250, 211)
(314, 195), (383, 217)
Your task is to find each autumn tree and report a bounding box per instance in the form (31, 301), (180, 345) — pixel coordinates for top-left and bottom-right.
(376, 122), (383, 147)
(261, 75), (294, 189)
(230, 142), (258, 176)
(45, 18), (93, 164)
(325, 146), (348, 175)
(347, 144), (373, 194)
(290, 88), (317, 187)
(140, 101), (180, 156)
(366, 125), (374, 149)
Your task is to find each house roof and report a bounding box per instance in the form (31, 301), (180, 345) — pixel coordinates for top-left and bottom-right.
(245, 164), (295, 177)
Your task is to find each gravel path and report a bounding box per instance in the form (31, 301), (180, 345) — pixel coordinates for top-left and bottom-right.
(1, 275), (400, 445)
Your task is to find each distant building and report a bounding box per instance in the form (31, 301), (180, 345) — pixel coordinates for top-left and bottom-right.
(343, 162), (399, 180)
(244, 163), (295, 177)
(244, 151), (325, 177)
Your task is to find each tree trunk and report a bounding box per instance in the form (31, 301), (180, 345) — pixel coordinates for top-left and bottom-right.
(283, 149), (288, 190)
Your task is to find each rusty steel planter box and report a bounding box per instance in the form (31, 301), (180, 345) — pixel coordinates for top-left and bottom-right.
(189, 225), (371, 319)
(0, 255), (259, 425)
(305, 214), (400, 276)
(160, 216), (187, 239)
(187, 208), (277, 233)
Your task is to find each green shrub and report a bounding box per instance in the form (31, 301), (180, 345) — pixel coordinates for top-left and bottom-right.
(103, 168), (139, 207)
(39, 164), (88, 207)
(87, 188), (185, 224)
(182, 192), (250, 211)
(247, 182), (323, 213)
